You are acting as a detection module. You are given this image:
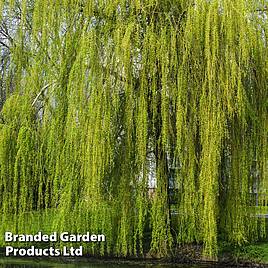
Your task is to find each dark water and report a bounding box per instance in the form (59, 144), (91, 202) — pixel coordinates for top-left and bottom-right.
(0, 257), (217, 268)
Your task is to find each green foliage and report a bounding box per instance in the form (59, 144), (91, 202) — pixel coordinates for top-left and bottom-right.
(219, 241), (268, 263)
(0, 0), (267, 259)
(236, 244), (265, 262)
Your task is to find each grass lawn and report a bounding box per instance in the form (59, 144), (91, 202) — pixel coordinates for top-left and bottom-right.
(232, 243), (268, 263)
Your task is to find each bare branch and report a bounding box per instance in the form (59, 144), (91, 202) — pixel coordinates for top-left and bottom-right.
(32, 82), (56, 107)
(0, 40), (9, 49)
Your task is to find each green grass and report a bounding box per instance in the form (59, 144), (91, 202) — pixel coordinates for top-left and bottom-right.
(233, 243), (268, 263)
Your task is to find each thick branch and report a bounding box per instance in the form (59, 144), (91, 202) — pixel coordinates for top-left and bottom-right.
(32, 82), (56, 107)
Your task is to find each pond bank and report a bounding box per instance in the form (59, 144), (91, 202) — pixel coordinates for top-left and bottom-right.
(1, 245), (268, 268)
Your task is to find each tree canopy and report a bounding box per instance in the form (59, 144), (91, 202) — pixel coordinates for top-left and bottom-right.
(0, 0), (267, 258)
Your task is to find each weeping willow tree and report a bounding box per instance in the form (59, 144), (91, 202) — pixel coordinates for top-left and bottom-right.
(0, 0), (268, 259)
